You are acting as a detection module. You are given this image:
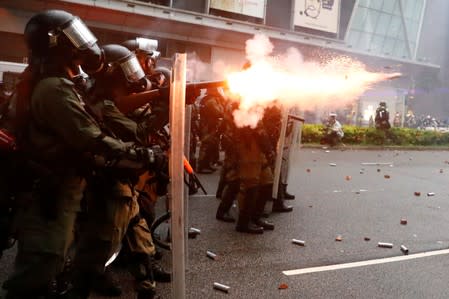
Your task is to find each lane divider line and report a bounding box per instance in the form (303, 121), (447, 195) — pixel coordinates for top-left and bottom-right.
(283, 248), (449, 276)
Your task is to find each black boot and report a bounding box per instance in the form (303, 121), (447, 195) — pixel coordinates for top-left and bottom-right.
(216, 181), (239, 223)
(235, 187), (263, 234)
(252, 184), (275, 230)
(215, 168), (226, 198)
(272, 199), (293, 212)
(281, 183), (295, 200)
(272, 186), (293, 213)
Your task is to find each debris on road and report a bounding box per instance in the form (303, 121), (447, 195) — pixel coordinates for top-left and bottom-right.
(378, 242), (394, 248)
(292, 239), (305, 246)
(213, 282), (230, 293)
(329, 163), (337, 166)
(278, 283), (288, 290)
(206, 250), (218, 260)
(188, 227), (201, 238)
(400, 218), (407, 225)
(427, 192), (435, 196)
(400, 245), (409, 255)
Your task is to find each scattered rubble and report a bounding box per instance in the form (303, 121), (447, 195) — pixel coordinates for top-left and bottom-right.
(400, 245), (409, 255)
(213, 282), (230, 293)
(206, 250), (218, 260)
(278, 283), (288, 290)
(292, 239), (305, 246)
(378, 242), (394, 248)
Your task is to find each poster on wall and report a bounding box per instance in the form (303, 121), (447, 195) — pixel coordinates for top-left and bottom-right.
(210, 0), (266, 19)
(293, 0), (340, 34)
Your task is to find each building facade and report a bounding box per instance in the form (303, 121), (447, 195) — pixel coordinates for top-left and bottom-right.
(0, 0), (446, 123)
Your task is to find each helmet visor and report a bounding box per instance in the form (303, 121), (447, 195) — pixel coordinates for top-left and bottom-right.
(120, 55), (145, 82)
(136, 37), (158, 54)
(62, 17), (97, 50)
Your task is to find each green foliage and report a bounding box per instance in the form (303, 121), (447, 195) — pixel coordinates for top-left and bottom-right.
(301, 124), (449, 146)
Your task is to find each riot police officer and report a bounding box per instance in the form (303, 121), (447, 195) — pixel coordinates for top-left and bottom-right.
(75, 44), (170, 299)
(2, 10), (157, 299)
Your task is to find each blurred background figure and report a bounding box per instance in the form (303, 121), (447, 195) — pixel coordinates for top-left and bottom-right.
(375, 101), (391, 130)
(197, 87), (224, 174)
(393, 112), (401, 127)
(321, 113), (344, 147)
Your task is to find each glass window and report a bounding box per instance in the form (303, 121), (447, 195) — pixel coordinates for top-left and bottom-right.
(358, 32), (373, 50)
(365, 10), (380, 33)
(414, 0), (424, 19)
(347, 30), (361, 47)
(368, 0), (383, 10)
(358, 0), (370, 8)
(387, 16), (401, 37)
(382, 0), (396, 14)
(409, 41), (417, 56)
(401, 18), (419, 43)
(371, 35), (385, 53)
(392, 0), (400, 15)
(352, 7), (368, 30)
(402, 0), (416, 19)
(383, 37), (396, 54)
(375, 13), (391, 36)
(393, 40), (408, 58)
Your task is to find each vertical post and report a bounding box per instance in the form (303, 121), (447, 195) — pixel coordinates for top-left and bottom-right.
(272, 106), (288, 199)
(170, 53), (187, 299)
(205, 0), (211, 14)
(290, 0), (296, 31)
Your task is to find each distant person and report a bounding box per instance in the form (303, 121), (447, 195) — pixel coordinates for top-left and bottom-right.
(375, 102), (391, 130)
(368, 115), (374, 128)
(321, 113), (344, 146)
(393, 112), (401, 127)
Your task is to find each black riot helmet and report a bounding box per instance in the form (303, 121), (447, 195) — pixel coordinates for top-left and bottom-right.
(122, 37), (159, 75)
(94, 44), (149, 96)
(24, 10), (104, 75)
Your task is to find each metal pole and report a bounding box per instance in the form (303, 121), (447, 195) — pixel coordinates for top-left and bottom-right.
(290, 0), (296, 31)
(170, 53), (187, 299)
(272, 106), (288, 199)
(205, 0), (211, 14)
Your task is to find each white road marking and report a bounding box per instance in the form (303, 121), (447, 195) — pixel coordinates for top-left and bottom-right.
(283, 248), (449, 276)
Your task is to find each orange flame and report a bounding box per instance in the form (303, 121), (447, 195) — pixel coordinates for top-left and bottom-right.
(223, 34), (401, 128)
